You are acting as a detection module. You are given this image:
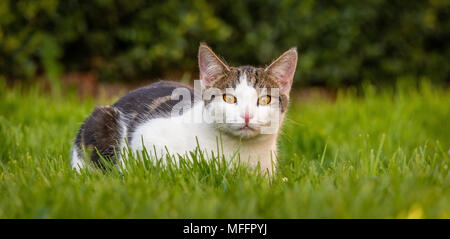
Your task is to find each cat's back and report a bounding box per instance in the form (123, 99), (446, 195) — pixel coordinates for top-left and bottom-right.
(114, 81), (194, 117)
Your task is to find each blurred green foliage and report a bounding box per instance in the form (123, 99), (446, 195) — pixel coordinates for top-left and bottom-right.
(0, 0), (449, 86)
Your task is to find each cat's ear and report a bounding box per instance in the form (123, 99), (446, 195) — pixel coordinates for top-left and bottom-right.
(265, 48), (298, 95)
(198, 43), (230, 88)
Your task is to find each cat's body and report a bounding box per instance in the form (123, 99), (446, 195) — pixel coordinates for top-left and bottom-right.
(71, 81), (194, 169)
(71, 44), (298, 174)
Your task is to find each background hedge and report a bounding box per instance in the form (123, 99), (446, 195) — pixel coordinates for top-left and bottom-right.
(0, 0), (449, 87)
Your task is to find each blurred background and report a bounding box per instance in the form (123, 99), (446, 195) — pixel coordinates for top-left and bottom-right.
(0, 0), (449, 95)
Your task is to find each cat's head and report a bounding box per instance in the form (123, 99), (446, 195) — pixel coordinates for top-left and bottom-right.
(198, 43), (297, 138)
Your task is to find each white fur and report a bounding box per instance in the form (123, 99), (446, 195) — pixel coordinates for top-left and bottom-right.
(116, 111), (128, 169)
(70, 146), (85, 172)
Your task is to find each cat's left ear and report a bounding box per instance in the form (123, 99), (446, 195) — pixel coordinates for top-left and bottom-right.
(265, 48), (298, 95)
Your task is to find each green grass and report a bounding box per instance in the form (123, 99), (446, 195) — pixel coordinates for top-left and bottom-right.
(0, 80), (449, 218)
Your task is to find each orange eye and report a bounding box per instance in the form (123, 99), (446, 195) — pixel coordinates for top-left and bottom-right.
(258, 95), (271, 105)
(223, 94), (237, 104)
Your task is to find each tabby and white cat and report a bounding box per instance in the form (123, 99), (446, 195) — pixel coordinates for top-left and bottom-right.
(71, 43), (297, 174)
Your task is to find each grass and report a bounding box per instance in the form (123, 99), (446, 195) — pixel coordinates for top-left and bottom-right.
(0, 80), (449, 218)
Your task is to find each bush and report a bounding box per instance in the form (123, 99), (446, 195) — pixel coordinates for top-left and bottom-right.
(0, 0), (448, 87)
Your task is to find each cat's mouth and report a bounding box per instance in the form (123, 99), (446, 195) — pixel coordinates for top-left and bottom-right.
(218, 122), (262, 138)
(240, 125), (255, 131)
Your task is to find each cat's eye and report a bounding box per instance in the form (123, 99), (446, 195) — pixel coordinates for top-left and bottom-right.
(258, 95), (271, 105)
(223, 94), (237, 104)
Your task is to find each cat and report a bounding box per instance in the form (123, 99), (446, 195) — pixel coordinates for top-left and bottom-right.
(71, 43), (298, 175)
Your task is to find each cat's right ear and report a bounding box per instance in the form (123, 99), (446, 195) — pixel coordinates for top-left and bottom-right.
(265, 48), (298, 95)
(198, 43), (230, 88)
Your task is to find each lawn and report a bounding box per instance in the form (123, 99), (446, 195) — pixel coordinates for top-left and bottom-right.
(0, 80), (449, 218)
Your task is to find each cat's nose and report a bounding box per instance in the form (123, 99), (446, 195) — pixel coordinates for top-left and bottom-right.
(241, 112), (254, 124)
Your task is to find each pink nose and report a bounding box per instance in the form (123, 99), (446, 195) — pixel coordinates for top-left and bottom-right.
(241, 113), (254, 124)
